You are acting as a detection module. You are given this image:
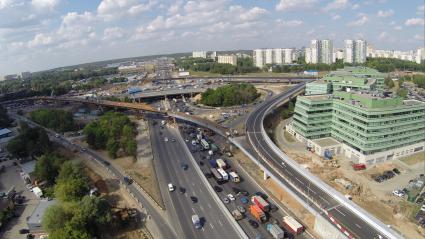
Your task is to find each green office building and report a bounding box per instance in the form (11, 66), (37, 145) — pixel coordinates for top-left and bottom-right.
(288, 68), (425, 165)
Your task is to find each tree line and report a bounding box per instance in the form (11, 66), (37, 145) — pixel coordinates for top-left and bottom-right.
(176, 57), (260, 75)
(30, 109), (77, 133)
(83, 112), (137, 158)
(200, 83), (259, 107)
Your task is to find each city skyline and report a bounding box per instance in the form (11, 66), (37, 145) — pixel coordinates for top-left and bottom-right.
(0, 0), (424, 76)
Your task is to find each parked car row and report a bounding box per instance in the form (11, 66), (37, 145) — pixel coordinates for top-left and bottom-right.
(373, 169), (399, 183)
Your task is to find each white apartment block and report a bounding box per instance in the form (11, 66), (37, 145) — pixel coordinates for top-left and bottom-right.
(367, 45), (424, 64)
(217, 55), (238, 66)
(305, 39), (333, 64)
(253, 48), (296, 67)
(416, 48), (425, 64)
(192, 51), (208, 58)
(344, 39), (367, 64)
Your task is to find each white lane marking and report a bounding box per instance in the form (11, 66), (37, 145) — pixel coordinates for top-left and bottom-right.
(335, 207), (346, 217)
(192, 182), (195, 186)
(355, 223), (362, 229)
(295, 177), (304, 185)
(210, 223), (214, 229)
(207, 203), (212, 209)
(281, 162), (286, 167)
(191, 207), (195, 213)
(200, 205), (204, 212)
(285, 169), (293, 176)
(199, 188), (203, 194)
(319, 195), (329, 204)
(218, 220), (223, 226)
(202, 227), (205, 232)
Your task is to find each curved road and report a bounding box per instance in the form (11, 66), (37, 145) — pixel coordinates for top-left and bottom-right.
(245, 83), (399, 239)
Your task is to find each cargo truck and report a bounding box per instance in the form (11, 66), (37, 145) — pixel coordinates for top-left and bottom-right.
(216, 158), (226, 169)
(229, 171), (240, 183)
(210, 168), (223, 182)
(231, 210), (243, 221)
(266, 223), (284, 239)
(251, 195), (270, 212)
(217, 168), (228, 181)
(282, 216), (304, 235)
(249, 205), (267, 222)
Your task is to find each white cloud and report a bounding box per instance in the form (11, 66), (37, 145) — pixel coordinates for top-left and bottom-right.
(324, 0), (350, 11)
(351, 3), (359, 10)
(377, 9), (393, 18)
(239, 7), (267, 21)
(405, 18), (425, 26)
(418, 4), (425, 15)
(0, 0), (18, 10)
(414, 34), (424, 41)
(31, 0), (60, 10)
(393, 26), (402, 30)
(348, 14), (369, 26)
(332, 15), (341, 20)
(275, 0), (317, 11)
(378, 31), (388, 41)
(27, 33), (53, 48)
(276, 19), (303, 27)
(103, 27), (124, 40)
(167, 0), (182, 15)
(57, 11), (97, 43)
(97, 0), (156, 20)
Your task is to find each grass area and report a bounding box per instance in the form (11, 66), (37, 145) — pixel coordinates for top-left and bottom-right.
(284, 131), (295, 142)
(400, 152), (425, 165)
(399, 201), (422, 220)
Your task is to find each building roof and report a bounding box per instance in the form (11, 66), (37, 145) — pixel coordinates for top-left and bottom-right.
(0, 128), (12, 136)
(312, 137), (341, 147)
(27, 200), (56, 225)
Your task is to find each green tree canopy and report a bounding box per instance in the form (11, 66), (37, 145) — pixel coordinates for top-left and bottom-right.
(54, 162), (89, 202)
(30, 109), (77, 133)
(34, 154), (66, 184)
(7, 123), (51, 158)
(0, 105), (12, 128)
(200, 83), (259, 107)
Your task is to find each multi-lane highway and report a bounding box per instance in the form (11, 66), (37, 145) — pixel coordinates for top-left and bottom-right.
(245, 83), (399, 239)
(149, 122), (242, 239)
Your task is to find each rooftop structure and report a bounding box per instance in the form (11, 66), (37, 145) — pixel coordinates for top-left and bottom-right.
(27, 200), (57, 233)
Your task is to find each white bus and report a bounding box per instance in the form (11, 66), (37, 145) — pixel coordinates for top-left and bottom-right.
(200, 139), (209, 150)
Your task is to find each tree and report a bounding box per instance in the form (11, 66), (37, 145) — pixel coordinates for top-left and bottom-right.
(30, 109), (76, 133)
(54, 162), (89, 202)
(34, 154), (66, 184)
(0, 105), (12, 128)
(42, 204), (72, 233)
(200, 83), (259, 107)
(7, 124), (51, 158)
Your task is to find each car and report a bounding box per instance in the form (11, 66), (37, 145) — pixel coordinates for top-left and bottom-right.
(179, 187), (186, 194)
(123, 176), (133, 185)
(204, 172), (212, 178)
(213, 186), (222, 192)
(81, 148), (87, 151)
(168, 183), (175, 192)
(26, 234), (34, 239)
(19, 229), (30, 234)
(181, 163), (188, 170)
(249, 220), (259, 228)
(269, 204), (278, 212)
(185, 138), (189, 142)
(102, 160), (110, 166)
(164, 137), (169, 142)
(199, 161), (204, 166)
(240, 196), (249, 204)
(227, 194), (235, 201)
(393, 168), (401, 174)
(171, 138), (176, 142)
(223, 197), (230, 204)
(421, 205), (425, 212)
(237, 205), (246, 213)
(190, 196), (198, 203)
(392, 190), (404, 197)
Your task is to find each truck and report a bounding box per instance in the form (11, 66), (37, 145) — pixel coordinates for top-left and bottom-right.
(161, 120), (166, 126)
(210, 168), (223, 182)
(249, 205), (267, 222)
(200, 139), (209, 150)
(282, 216), (304, 235)
(229, 171), (240, 183)
(209, 159), (218, 168)
(216, 168), (228, 181)
(216, 158), (226, 169)
(266, 223), (284, 239)
(251, 195), (270, 212)
(231, 209), (243, 221)
(192, 214), (201, 229)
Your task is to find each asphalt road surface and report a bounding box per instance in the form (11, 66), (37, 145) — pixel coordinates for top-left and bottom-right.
(246, 83), (396, 239)
(150, 122), (241, 239)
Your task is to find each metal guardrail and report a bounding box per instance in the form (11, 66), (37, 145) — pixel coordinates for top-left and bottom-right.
(257, 85), (403, 239)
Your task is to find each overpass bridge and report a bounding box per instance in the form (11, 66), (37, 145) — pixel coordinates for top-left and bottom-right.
(167, 76), (315, 83)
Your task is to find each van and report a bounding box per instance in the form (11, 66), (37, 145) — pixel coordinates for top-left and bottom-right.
(192, 214), (201, 229)
(168, 183), (174, 192)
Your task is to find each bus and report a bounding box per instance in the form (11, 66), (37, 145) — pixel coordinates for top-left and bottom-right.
(200, 139), (209, 150)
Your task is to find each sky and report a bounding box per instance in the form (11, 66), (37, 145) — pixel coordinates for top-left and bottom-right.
(0, 0), (424, 76)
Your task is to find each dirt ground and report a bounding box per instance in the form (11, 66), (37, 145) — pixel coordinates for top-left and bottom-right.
(232, 150), (320, 239)
(274, 122), (425, 239)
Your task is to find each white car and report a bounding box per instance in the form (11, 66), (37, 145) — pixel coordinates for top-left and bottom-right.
(392, 190), (404, 198)
(168, 183), (175, 192)
(164, 137), (169, 142)
(227, 194), (235, 201)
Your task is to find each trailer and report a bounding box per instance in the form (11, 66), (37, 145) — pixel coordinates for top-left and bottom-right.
(210, 168), (223, 182)
(251, 195), (270, 212)
(217, 168), (228, 181)
(282, 216), (304, 235)
(266, 224), (284, 239)
(216, 158), (226, 169)
(229, 172), (240, 183)
(249, 205), (267, 222)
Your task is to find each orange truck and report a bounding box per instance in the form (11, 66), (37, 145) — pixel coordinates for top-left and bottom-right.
(249, 205), (267, 223)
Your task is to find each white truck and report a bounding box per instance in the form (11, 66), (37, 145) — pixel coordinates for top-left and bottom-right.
(216, 158), (226, 169)
(192, 215), (201, 229)
(266, 224), (284, 239)
(216, 168), (228, 181)
(229, 171), (240, 183)
(200, 139), (209, 150)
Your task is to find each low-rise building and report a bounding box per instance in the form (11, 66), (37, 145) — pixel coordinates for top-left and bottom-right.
(192, 51), (208, 58)
(217, 55), (238, 66)
(27, 200), (57, 233)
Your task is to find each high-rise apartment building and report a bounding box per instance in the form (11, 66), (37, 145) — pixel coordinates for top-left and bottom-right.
(344, 39), (367, 64)
(344, 40), (354, 63)
(305, 39), (333, 64)
(252, 48), (296, 67)
(416, 48), (425, 64)
(253, 49), (265, 68)
(217, 55), (238, 66)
